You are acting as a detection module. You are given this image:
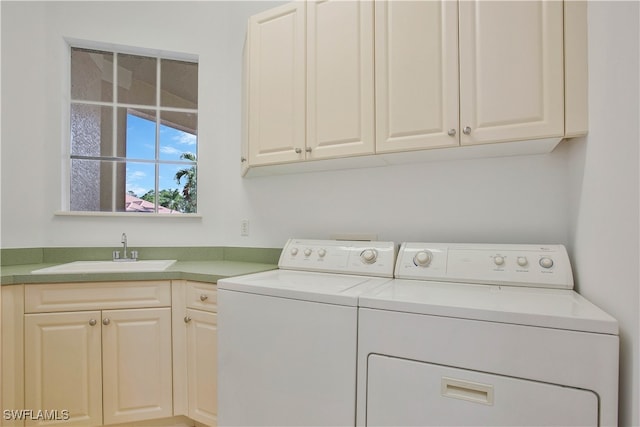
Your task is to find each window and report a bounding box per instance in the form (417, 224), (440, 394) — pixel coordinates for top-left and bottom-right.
(69, 47), (198, 214)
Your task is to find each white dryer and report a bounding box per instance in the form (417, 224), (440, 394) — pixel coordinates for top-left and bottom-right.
(218, 238), (396, 427)
(357, 243), (619, 427)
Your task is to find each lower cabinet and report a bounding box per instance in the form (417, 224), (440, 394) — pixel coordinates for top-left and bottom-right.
(179, 281), (218, 427)
(7, 281), (172, 427)
(2, 279), (217, 427)
(101, 308), (173, 425)
(25, 311), (103, 426)
(25, 308), (172, 426)
(185, 309), (217, 426)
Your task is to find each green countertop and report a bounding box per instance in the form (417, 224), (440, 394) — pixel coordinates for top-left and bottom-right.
(0, 246), (281, 285)
(0, 260), (277, 285)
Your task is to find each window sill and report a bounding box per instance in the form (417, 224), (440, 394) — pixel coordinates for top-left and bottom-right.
(54, 211), (203, 219)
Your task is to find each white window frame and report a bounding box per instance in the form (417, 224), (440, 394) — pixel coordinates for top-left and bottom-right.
(59, 39), (200, 217)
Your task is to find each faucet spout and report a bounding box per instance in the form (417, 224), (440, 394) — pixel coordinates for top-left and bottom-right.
(121, 233), (128, 259)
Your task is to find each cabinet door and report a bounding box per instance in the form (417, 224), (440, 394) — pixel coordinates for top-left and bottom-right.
(459, 1), (564, 145)
(186, 309), (218, 426)
(307, 0), (374, 159)
(375, 0), (459, 153)
(25, 311), (102, 427)
(248, 1), (306, 166)
(101, 308), (173, 425)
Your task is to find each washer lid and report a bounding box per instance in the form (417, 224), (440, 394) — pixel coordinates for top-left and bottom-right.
(359, 279), (618, 335)
(218, 269), (391, 306)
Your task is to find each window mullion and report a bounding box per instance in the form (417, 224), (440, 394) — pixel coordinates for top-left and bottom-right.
(112, 52), (119, 212)
(155, 57), (162, 213)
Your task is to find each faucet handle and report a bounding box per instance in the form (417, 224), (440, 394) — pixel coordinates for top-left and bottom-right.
(113, 251), (121, 260)
(130, 250), (139, 260)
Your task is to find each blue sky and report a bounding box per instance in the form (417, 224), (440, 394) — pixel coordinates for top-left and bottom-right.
(125, 114), (196, 197)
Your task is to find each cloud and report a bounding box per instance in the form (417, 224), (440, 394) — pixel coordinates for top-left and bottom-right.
(174, 132), (197, 146)
(160, 145), (181, 155)
(127, 170), (147, 181)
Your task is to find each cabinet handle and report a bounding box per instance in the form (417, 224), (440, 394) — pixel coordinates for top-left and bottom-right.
(200, 294), (208, 301)
(463, 126), (472, 135)
(295, 148), (302, 154)
(89, 319), (97, 326)
(184, 316), (192, 323)
(305, 147), (312, 153)
(448, 129), (456, 137)
(240, 157), (247, 163)
(102, 318), (110, 326)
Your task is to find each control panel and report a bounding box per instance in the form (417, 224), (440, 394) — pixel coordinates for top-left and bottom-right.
(395, 243), (573, 289)
(279, 239), (397, 277)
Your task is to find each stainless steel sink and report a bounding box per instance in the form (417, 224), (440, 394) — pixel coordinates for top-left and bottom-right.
(31, 259), (177, 274)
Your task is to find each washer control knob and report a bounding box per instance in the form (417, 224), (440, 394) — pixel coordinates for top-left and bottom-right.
(539, 257), (554, 269)
(493, 255), (505, 266)
(361, 249), (378, 264)
(413, 250), (433, 267)
(318, 249), (327, 258)
(304, 248), (312, 257)
(290, 247), (299, 256)
(517, 256), (528, 267)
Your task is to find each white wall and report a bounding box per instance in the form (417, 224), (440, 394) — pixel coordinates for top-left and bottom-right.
(1, 1), (638, 424)
(1, 0), (571, 249)
(567, 2), (639, 426)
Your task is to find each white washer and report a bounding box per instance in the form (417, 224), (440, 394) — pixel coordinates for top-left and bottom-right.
(218, 238), (396, 426)
(357, 243), (619, 427)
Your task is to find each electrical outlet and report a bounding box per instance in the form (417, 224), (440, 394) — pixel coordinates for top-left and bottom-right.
(240, 219), (249, 236)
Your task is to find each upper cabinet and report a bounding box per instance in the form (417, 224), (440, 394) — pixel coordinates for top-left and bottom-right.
(375, 0), (460, 153)
(243, 0), (587, 175)
(307, 0), (375, 159)
(246, 0), (374, 167)
(246, 2), (306, 166)
(457, 1), (564, 146)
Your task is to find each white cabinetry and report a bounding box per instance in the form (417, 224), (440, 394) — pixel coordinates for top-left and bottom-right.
(24, 311), (103, 426)
(375, 0), (460, 153)
(22, 281), (173, 426)
(184, 282), (217, 426)
(377, 0), (569, 153)
(458, 0), (565, 146)
(247, 1), (305, 166)
(246, 0), (374, 168)
(306, 0), (374, 159)
(173, 281), (218, 427)
(244, 0), (587, 176)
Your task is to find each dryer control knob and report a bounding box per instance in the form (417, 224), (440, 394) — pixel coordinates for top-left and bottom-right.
(361, 249), (378, 264)
(304, 248), (312, 257)
(318, 249), (327, 258)
(539, 257), (554, 269)
(517, 256), (528, 267)
(493, 256), (505, 266)
(413, 251), (433, 267)
(290, 247), (299, 256)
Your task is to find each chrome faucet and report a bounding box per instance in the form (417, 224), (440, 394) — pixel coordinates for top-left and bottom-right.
(113, 233), (138, 262)
(121, 233), (128, 259)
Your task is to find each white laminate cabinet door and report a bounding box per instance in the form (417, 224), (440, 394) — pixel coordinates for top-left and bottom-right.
(25, 311), (103, 427)
(458, 0), (564, 145)
(186, 309), (218, 426)
(307, 0), (374, 159)
(102, 308), (173, 425)
(375, 0), (459, 153)
(248, 1), (306, 166)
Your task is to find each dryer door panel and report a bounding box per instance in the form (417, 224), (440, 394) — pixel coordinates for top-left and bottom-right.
(366, 354), (597, 426)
